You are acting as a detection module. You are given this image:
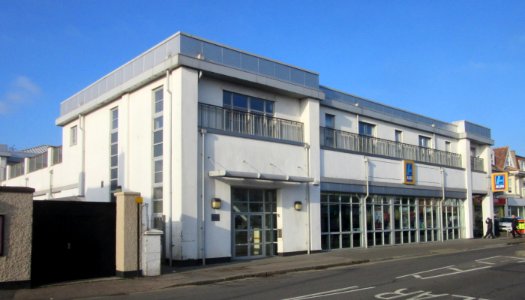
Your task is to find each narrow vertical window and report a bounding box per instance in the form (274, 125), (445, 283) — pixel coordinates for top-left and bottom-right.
(70, 125), (78, 146)
(152, 87), (164, 229)
(324, 114), (335, 147)
(110, 108), (119, 196)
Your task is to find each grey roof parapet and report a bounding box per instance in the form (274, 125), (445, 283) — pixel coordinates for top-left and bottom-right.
(56, 32), (492, 143)
(58, 32), (320, 121)
(321, 85), (492, 141)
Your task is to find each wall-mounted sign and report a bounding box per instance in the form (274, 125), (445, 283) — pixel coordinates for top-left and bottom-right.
(403, 160), (416, 185)
(491, 172), (508, 192)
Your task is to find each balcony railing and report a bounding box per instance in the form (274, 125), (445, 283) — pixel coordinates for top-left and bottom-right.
(321, 127), (462, 168)
(471, 156), (485, 172)
(199, 103), (304, 143)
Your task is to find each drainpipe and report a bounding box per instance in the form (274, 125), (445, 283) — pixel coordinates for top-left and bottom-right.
(166, 70), (174, 267)
(200, 128), (207, 265)
(79, 114), (85, 197)
(364, 157), (369, 199)
(49, 169), (53, 199)
(305, 143), (311, 255)
(364, 157), (369, 248)
(440, 167), (445, 242)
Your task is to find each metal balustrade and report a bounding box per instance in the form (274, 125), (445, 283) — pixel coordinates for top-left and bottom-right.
(321, 127), (463, 168)
(199, 103), (303, 143)
(470, 156), (485, 172)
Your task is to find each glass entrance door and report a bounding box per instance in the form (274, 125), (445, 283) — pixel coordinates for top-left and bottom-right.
(232, 189), (276, 258)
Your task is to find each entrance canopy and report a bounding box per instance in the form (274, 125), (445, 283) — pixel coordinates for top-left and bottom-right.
(209, 170), (313, 184)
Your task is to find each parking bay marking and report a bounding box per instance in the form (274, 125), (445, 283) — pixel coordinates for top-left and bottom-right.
(397, 256), (525, 280)
(281, 285), (376, 300)
(284, 286), (487, 300)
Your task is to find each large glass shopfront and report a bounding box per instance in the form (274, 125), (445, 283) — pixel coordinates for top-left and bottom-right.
(321, 192), (463, 250)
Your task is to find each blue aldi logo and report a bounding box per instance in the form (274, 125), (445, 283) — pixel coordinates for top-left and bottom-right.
(403, 160), (416, 185)
(491, 172), (508, 192)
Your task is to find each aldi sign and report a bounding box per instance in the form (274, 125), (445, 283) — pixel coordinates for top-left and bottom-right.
(403, 160), (416, 185)
(491, 172), (508, 192)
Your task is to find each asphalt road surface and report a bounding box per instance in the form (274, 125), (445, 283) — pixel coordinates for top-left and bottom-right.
(99, 244), (525, 300)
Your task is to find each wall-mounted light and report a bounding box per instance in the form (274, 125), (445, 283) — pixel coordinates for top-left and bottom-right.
(211, 198), (222, 209)
(294, 201), (302, 211)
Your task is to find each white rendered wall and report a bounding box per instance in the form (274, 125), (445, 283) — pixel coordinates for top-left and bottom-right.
(322, 150), (466, 192)
(170, 67), (199, 261)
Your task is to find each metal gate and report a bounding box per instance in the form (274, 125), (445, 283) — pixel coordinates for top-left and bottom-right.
(31, 201), (116, 286)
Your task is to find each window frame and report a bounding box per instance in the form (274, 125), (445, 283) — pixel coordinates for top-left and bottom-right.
(395, 130), (403, 143)
(70, 125), (78, 146)
(359, 121), (375, 137)
(445, 141), (451, 153)
(110, 107), (119, 192)
(418, 135), (431, 148)
(325, 114), (335, 129)
(223, 90), (275, 116)
(152, 86), (164, 219)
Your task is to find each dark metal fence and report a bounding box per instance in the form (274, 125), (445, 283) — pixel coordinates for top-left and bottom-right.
(199, 103), (304, 143)
(321, 127), (462, 168)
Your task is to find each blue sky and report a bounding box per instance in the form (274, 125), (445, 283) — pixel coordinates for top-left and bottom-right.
(1, 1), (524, 154)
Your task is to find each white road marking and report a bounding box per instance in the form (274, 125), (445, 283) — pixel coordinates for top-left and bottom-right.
(282, 285), (376, 300)
(396, 255), (525, 280)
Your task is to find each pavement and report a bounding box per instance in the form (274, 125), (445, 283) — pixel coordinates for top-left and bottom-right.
(4, 236), (525, 300)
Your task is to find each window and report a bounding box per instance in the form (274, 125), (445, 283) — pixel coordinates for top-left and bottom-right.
(505, 154), (514, 168)
(29, 152), (48, 172)
(359, 122), (375, 137)
(395, 130), (402, 143)
(325, 114), (335, 128)
(110, 108), (119, 193)
(324, 114), (336, 147)
(223, 91), (274, 115)
(52, 146), (62, 165)
(508, 177), (513, 193)
(520, 160), (525, 171)
(152, 87), (164, 229)
(445, 141), (451, 152)
(70, 125), (78, 146)
(470, 147), (476, 157)
(418, 136), (431, 148)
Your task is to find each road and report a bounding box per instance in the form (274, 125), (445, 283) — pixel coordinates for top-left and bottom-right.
(99, 244), (525, 300)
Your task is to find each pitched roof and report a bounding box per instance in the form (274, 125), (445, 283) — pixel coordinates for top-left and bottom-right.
(493, 146), (508, 171)
(21, 145), (51, 155)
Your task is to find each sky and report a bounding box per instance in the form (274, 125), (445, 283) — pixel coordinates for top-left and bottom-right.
(1, 1), (524, 154)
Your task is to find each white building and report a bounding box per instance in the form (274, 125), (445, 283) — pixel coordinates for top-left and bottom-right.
(1, 32), (494, 263)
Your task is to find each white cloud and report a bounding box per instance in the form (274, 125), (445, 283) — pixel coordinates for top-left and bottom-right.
(0, 76), (41, 114)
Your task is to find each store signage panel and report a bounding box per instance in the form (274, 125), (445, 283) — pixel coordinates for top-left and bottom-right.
(491, 172), (508, 192)
(403, 160), (416, 185)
